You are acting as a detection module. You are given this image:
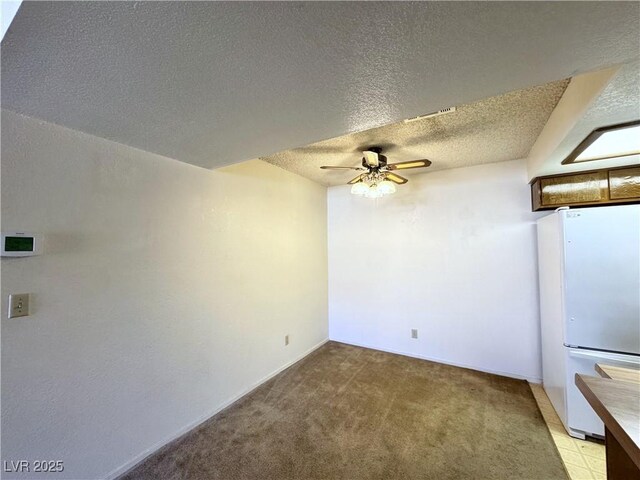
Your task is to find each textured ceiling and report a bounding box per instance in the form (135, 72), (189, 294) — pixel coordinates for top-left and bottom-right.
(262, 80), (569, 186)
(541, 60), (640, 177)
(2, 2), (639, 170)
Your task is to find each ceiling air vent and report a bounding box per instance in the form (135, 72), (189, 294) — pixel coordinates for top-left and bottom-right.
(403, 106), (456, 124)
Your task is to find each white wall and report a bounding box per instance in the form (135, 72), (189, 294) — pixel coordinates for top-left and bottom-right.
(525, 65), (619, 180)
(0, 109), (328, 480)
(328, 159), (544, 382)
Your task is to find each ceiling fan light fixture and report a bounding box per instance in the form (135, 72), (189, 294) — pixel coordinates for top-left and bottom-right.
(351, 181), (369, 195)
(378, 180), (396, 195)
(364, 183), (383, 198)
(326, 147), (429, 197)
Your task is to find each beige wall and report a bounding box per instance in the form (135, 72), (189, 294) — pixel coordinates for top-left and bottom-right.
(1, 109), (328, 479)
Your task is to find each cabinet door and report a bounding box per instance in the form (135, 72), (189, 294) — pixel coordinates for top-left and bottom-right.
(609, 167), (640, 200)
(540, 171), (608, 207)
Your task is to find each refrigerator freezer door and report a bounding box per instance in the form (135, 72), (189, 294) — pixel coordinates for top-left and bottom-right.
(566, 348), (640, 438)
(563, 205), (640, 354)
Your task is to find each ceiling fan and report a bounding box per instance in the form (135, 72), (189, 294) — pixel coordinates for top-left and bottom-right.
(320, 147), (432, 197)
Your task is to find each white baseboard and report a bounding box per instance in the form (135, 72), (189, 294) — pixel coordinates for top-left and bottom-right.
(105, 338), (329, 480)
(332, 338), (542, 384)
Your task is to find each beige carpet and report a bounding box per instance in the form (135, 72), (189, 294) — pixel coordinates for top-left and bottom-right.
(120, 342), (567, 480)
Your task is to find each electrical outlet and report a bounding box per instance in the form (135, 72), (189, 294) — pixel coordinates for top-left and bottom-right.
(8, 293), (30, 318)
(285, 334), (290, 346)
(411, 329), (418, 339)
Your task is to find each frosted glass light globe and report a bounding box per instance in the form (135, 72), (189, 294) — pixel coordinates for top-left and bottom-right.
(365, 184), (383, 198)
(351, 182), (369, 195)
(378, 180), (396, 195)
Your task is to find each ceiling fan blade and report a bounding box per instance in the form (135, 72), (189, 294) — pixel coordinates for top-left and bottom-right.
(347, 174), (365, 185)
(387, 159), (432, 170)
(362, 150), (380, 167)
(385, 172), (409, 184)
(320, 166), (364, 170)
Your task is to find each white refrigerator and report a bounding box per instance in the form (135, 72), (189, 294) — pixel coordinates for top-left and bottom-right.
(537, 204), (640, 439)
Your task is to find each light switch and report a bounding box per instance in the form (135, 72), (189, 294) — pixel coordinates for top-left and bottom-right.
(8, 293), (30, 318)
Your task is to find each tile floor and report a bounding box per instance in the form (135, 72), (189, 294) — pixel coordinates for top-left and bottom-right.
(530, 383), (606, 480)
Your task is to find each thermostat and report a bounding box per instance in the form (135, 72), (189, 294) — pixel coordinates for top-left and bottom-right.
(1, 232), (42, 257)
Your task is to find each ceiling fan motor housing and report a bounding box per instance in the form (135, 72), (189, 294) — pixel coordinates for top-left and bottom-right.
(362, 148), (387, 170)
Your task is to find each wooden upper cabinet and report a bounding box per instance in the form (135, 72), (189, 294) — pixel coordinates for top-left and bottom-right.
(531, 165), (640, 211)
(609, 167), (640, 200)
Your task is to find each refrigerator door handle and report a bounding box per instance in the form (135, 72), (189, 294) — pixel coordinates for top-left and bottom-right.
(568, 348), (640, 367)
